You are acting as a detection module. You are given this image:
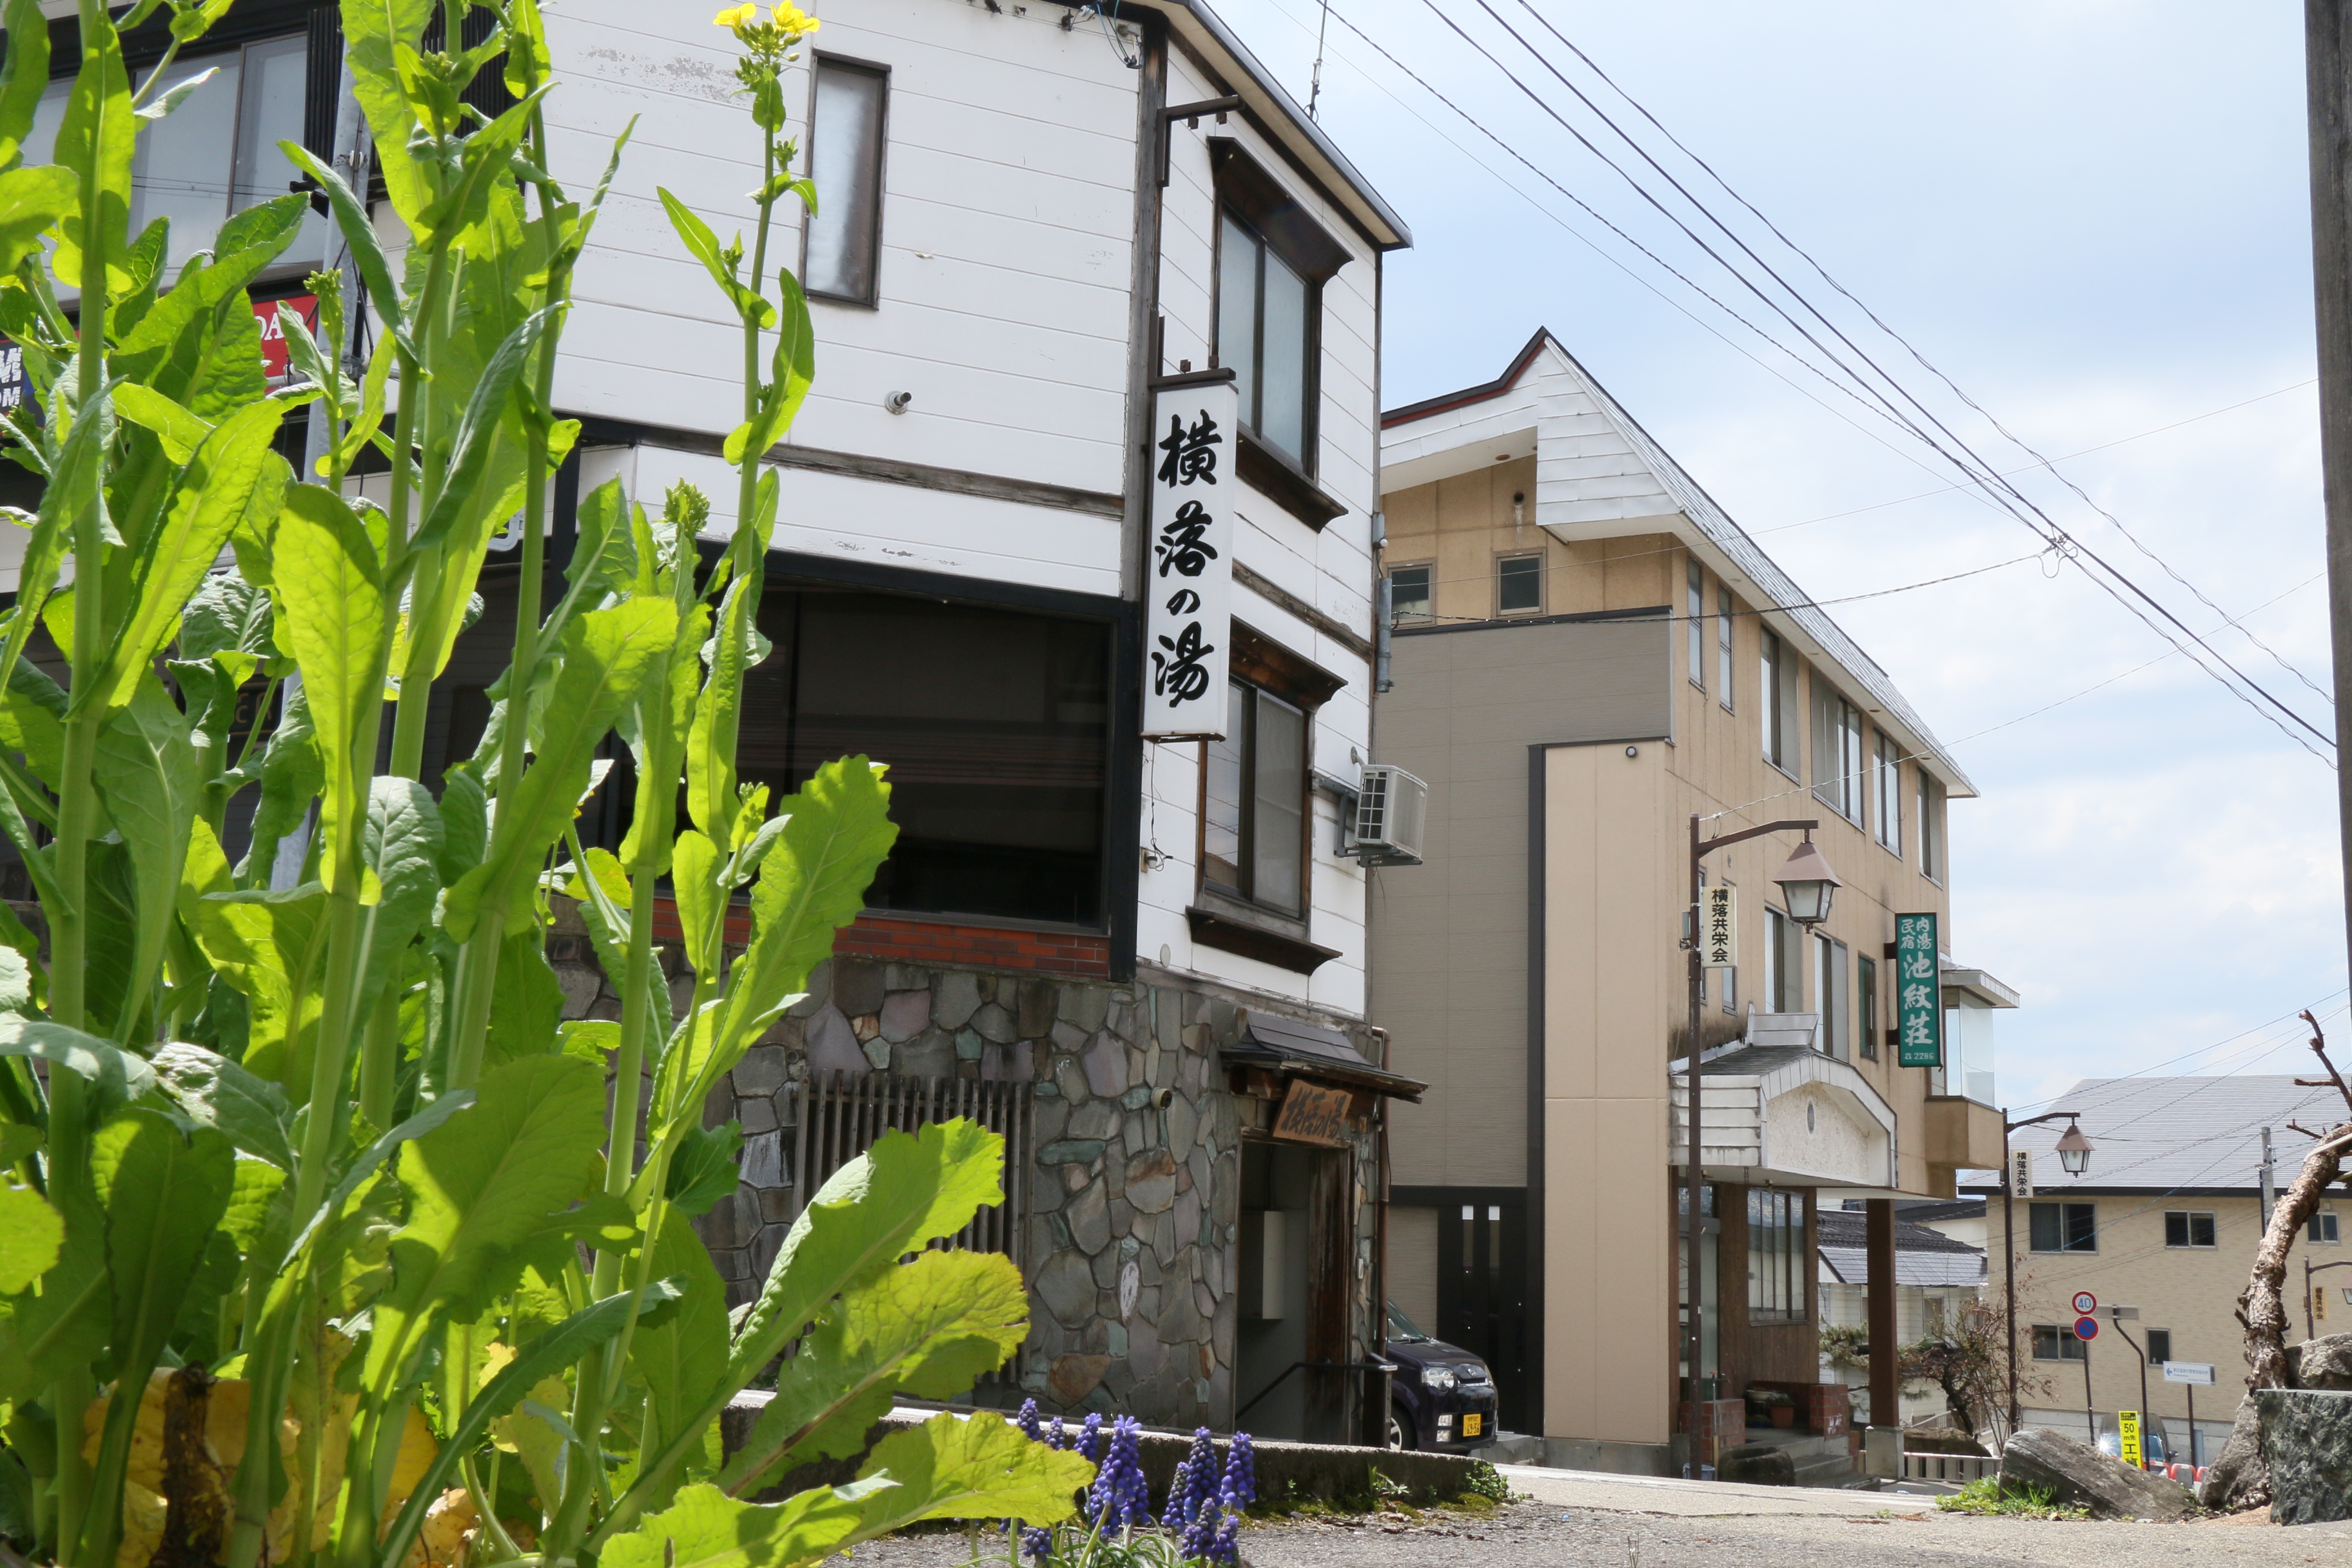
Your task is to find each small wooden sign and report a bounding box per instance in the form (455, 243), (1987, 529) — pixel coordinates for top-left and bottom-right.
(1270, 1080), (1353, 1146)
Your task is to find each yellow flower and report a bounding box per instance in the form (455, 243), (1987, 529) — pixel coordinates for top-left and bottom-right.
(769, 2), (820, 35)
(712, 3), (758, 28)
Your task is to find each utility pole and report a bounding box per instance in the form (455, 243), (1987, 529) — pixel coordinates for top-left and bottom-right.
(2305, 0), (2352, 975)
(2262, 1126), (2277, 1233)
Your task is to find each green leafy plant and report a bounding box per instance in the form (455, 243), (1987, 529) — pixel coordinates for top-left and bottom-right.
(0, 2), (1084, 1565)
(1936, 1477), (2087, 1520)
(1460, 1461), (1509, 1504)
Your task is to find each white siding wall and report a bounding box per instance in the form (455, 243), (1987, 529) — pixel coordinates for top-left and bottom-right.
(1139, 46), (1379, 1018)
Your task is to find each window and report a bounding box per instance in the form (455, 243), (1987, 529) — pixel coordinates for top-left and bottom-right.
(1873, 731), (1903, 856)
(1857, 953), (1879, 1060)
(30, 35), (326, 277)
(2314, 1210), (2342, 1244)
(2148, 1329), (2173, 1366)
(1721, 950), (1736, 1014)
(1811, 678), (1863, 823)
(1816, 935), (1849, 1059)
(1496, 554), (1543, 615)
(1217, 211), (1315, 467)
(1386, 564), (1431, 624)
(732, 587), (1108, 926)
(2030, 1200), (2097, 1253)
(1687, 560), (1705, 690)
(1717, 585), (1735, 709)
(804, 57), (888, 304)
(2033, 1324), (2087, 1362)
(1760, 629), (1799, 774)
(1204, 681), (1308, 916)
(2165, 1211), (2217, 1248)
(1761, 905), (1802, 1012)
(1747, 1189), (1808, 1323)
(1919, 769), (1946, 883)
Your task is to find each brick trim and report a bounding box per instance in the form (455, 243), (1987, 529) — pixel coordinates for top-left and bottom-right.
(643, 897), (1112, 979)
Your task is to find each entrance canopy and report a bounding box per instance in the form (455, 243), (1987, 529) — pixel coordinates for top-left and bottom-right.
(1671, 1044), (1896, 1189)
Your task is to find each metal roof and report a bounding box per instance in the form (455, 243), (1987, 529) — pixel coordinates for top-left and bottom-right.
(1959, 1075), (2352, 1196)
(1816, 1208), (1987, 1288)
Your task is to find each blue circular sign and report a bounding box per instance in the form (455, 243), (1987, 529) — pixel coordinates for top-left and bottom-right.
(2074, 1315), (2100, 1340)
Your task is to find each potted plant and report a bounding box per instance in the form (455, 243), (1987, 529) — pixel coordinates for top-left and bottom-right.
(1748, 1388), (1799, 1429)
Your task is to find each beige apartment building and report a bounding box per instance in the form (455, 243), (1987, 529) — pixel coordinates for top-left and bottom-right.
(1968, 1076), (2352, 1466)
(1371, 330), (2011, 1469)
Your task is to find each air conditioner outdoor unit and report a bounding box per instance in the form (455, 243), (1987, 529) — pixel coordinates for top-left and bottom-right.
(1351, 764), (1427, 867)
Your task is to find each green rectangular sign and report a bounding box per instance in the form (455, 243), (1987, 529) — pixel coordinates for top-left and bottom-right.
(1895, 912), (1942, 1068)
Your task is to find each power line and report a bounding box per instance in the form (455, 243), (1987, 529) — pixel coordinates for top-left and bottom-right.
(1502, 0), (2335, 714)
(1360, 0), (2337, 759)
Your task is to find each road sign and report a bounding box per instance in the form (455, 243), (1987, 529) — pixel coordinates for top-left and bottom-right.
(2163, 1361), (2215, 1386)
(2072, 1290), (2099, 1315)
(2074, 1315), (2100, 1341)
(2118, 1409), (2142, 1468)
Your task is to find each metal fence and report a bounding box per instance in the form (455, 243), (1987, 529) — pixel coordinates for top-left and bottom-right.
(779, 1070), (1034, 1272)
(1901, 1450), (1999, 1485)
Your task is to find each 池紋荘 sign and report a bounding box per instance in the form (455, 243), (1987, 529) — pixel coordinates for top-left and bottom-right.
(1143, 376), (1240, 740)
(1895, 911), (1941, 1068)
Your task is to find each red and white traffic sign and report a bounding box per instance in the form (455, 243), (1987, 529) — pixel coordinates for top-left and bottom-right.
(2074, 1315), (2100, 1341)
(2072, 1291), (2098, 1316)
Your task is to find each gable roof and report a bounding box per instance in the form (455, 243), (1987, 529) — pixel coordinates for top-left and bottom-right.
(1816, 1208), (1987, 1287)
(1380, 328), (1974, 796)
(1959, 1075), (2352, 1197)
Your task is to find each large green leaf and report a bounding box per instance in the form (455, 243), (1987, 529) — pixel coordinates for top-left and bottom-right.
(657, 189), (776, 329)
(91, 679), (202, 1023)
(718, 1249), (1028, 1496)
(0, 164), (75, 275)
(97, 400), (288, 709)
(179, 571), (276, 661)
(628, 1208), (731, 1509)
(671, 828), (721, 978)
(238, 683), (322, 883)
(0, 1017), (157, 1110)
(365, 1054), (605, 1385)
(277, 141), (415, 360)
(0, 0), (49, 171)
(848, 1413), (1091, 1536)
(0, 1179), (61, 1293)
(412, 304), (556, 551)
(149, 1042), (295, 1170)
(708, 757), (895, 1068)
(484, 924), (565, 1066)
(723, 275), (816, 465)
(52, 0), (133, 295)
(599, 1480), (887, 1568)
(443, 597), (678, 940)
(272, 484), (386, 890)
(185, 876), (331, 1087)
(355, 778), (442, 1017)
(337, 0), (433, 228)
(0, 651), (68, 790)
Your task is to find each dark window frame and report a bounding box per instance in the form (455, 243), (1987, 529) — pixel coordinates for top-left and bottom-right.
(1746, 1188), (1809, 1324)
(2147, 1328), (2173, 1366)
(1386, 562), (1432, 624)
(2030, 1200), (2097, 1254)
(2032, 1323), (2087, 1362)
(2164, 1210), (2216, 1249)
(1196, 623), (1342, 923)
(1208, 139), (1347, 482)
(801, 52), (891, 308)
(1856, 952), (1879, 1061)
(1495, 553), (1544, 616)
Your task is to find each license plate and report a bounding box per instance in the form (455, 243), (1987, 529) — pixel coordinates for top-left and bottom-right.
(1460, 1413), (1482, 1437)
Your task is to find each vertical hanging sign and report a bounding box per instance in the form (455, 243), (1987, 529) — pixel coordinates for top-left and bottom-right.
(1702, 885), (1737, 969)
(1894, 911), (1942, 1068)
(1143, 374), (1239, 740)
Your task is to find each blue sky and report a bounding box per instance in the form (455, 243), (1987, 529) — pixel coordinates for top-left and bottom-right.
(1220, 0), (2343, 1117)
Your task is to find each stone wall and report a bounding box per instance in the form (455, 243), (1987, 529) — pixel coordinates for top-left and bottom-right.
(634, 932), (1386, 1435)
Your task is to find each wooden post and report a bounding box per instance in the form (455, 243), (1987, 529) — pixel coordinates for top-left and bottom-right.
(1867, 1199), (1898, 1436)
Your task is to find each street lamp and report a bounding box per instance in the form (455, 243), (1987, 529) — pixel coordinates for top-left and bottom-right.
(1772, 835), (1842, 926)
(1680, 815), (1830, 1475)
(2001, 1112), (2095, 1434)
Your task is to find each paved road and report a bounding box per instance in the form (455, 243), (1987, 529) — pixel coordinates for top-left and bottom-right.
(823, 1465), (2352, 1568)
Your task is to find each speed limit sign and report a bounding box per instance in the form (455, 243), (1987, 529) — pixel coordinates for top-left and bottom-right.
(2072, 1291), (2098, 1316)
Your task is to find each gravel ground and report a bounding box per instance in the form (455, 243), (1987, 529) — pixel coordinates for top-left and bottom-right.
(821, 1499), (2352, 1568)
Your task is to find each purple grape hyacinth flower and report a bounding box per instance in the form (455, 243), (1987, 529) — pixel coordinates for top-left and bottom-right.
(1162, 1426), (1217, 1533)
(1086, 1415), (1151, 1533)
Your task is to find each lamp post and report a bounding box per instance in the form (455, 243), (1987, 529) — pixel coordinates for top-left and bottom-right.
(2106, 1306), (2150, 1467)
(1681, 817), (1837, 1474)
(2000, 1111), (2094, 1433)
